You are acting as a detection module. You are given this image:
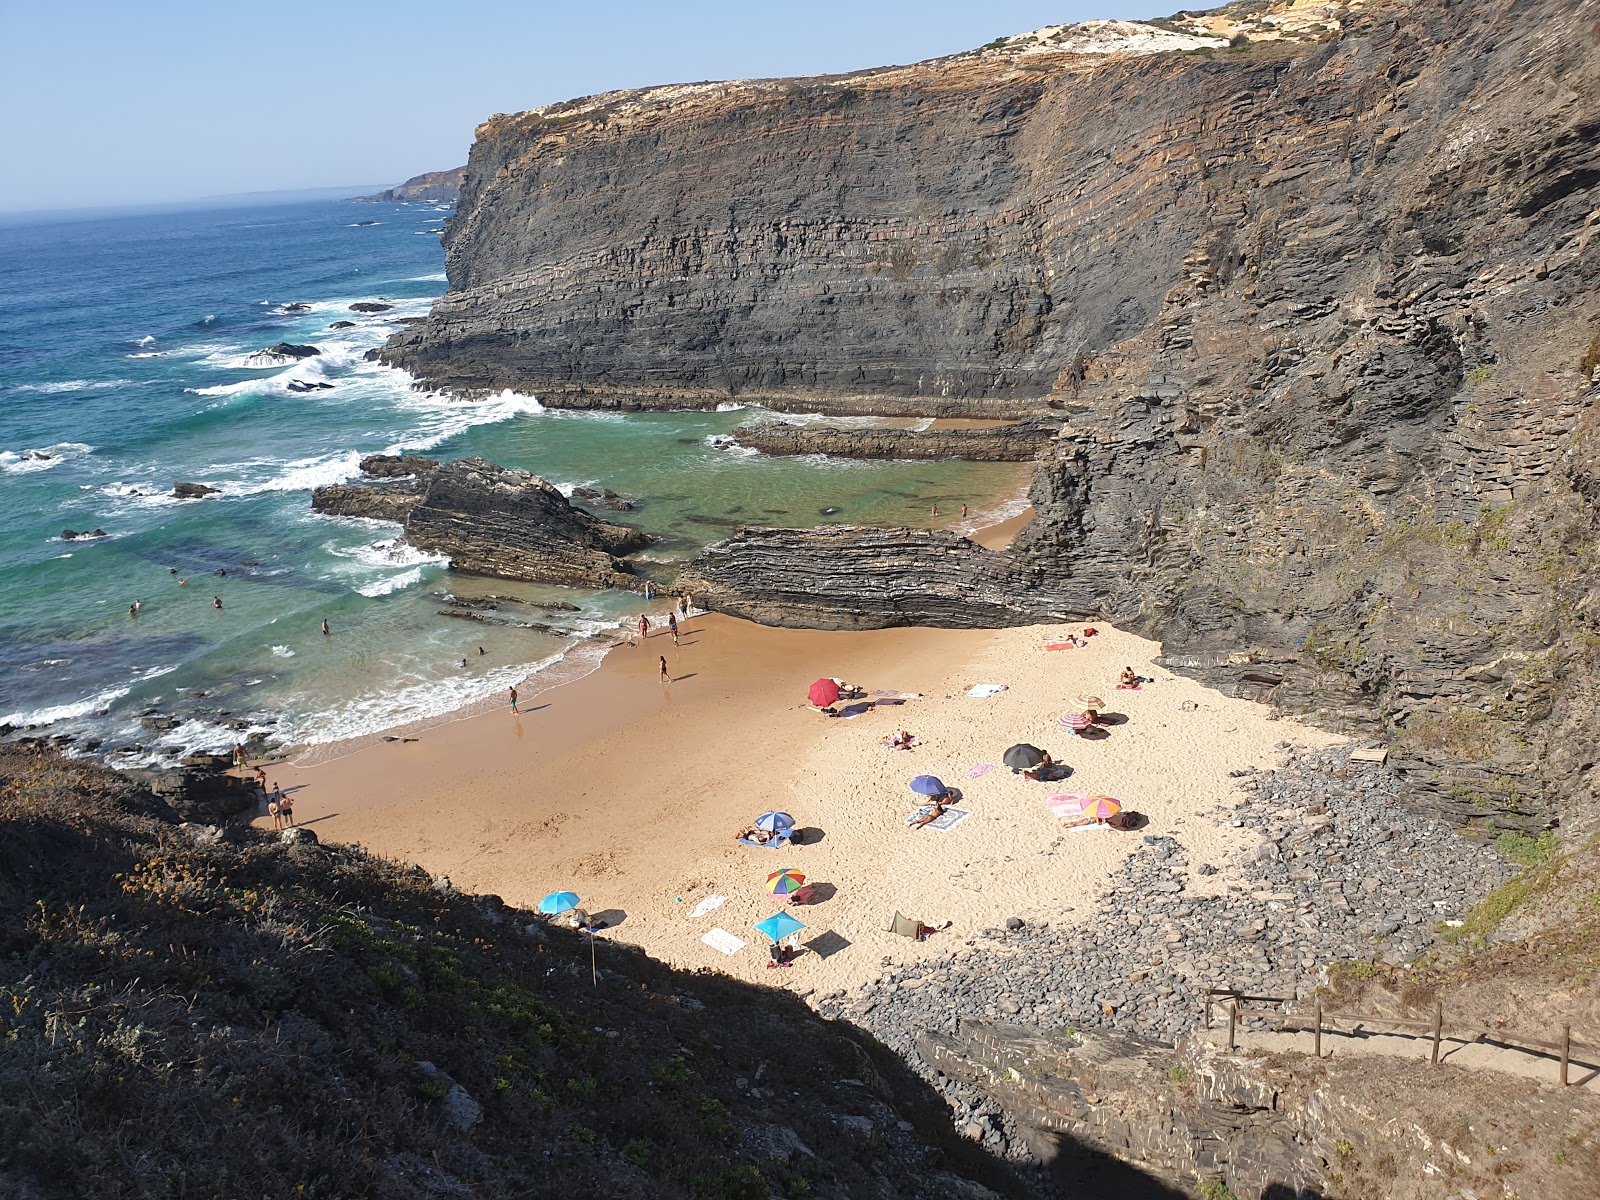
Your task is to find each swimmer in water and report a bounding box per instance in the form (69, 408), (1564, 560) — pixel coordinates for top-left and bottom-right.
(477, 646), (486, 656)
(128, 600), (141, 616)
(213, 596), (223, 609)
(321, 619), (329, 636)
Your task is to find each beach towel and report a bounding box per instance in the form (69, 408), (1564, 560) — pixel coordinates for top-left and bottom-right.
(966, 762), (996, 778)
(701, 928), (746, 955)
(1045, 642), (1078, 651)
(688, 895), (726, 919)
(1046, 793), (1088, 817)
(738, 835), (791, 850)
(1067, 822), (1111, 834)
(965, 683), (1007, 698)
(838, 702), (873, 719)
(906, 805), (972, 832)
(1116, 683), (1142, 691)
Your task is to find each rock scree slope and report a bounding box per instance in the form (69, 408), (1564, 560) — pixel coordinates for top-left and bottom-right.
(381, 0), (1600, 835)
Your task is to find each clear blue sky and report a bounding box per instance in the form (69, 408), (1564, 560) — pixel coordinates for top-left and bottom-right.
(0, 0), (1154, 213)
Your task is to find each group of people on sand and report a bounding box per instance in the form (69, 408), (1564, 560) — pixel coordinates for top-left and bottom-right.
(236, 745), (296, 830)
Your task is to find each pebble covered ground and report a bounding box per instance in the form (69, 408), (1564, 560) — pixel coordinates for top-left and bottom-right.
(807, 745), (1519, 1170)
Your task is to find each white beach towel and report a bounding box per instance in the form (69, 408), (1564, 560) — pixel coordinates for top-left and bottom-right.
(702, 928), (746, 955)
(906, 805), (973, 832)
(966, 683), (1007, 698)
(688, 895), (726, 919)
(1066, 822), (1111, 835)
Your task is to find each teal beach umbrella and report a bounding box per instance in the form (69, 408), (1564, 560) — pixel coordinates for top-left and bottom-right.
(538, 891), (581, 915)
(753, 910), (807, 943)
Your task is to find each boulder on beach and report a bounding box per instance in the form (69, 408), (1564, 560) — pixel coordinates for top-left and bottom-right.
(172, 481), (220, 500)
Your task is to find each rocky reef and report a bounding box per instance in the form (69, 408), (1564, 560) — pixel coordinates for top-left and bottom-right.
(357, 166), (466, 204)
(312, 456), (647, 587)
(677, 525), (1084, 630)
(731, 418), (1060, 461)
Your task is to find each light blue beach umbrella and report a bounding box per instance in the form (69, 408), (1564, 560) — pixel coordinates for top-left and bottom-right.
(753, 910), (807, 943)
(909, 775), (947, 796)
(754, 811), (794, 834)
(538, 891), (581, 915)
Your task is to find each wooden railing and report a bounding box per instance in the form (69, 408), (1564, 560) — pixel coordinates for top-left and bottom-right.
(1201, 987), (1599, 1088)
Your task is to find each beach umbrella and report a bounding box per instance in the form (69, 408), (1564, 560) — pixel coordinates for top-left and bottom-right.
(1058, 712), (1093, 730)
(1080, 795), (1122, 820)
(808, 678), (841, 707)
(1002, 744), (1046, 770)
(753, 910), (807, 943)
(754, 811), (794, 834)
(909, 774), (947, 796)
(538, 891), (581, 915)
(764, 869), (807, 896)
(1075, 693), (1104, 710)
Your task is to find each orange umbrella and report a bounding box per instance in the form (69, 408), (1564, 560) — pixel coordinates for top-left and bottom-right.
(1080, 795), (1122, 820)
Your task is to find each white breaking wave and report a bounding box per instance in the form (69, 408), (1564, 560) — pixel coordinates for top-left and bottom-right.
(126, 351), (164, 359)
(2, 684), (130, 727)
(1, 442), (94, 473)
(386, 386), (544, 452)
(136, 335), (157, 346)
(326, 537), (448, 571)
(271, 645), (297, 658)
(411, 272), (447, 281)
(11, 379), (129, 394)
(356, 566), (424, 597)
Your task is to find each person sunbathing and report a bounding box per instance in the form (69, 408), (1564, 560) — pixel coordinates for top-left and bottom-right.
(1119, 666), (1139, 687)
(831, 678), (865, 700)
(910, 800), (947, 829)
(882, 730), (916, 750)
(739, 826), (773, 844)
(1020, 750), (1056, 781)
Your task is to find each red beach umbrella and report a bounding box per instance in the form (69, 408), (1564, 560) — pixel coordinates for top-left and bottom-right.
(808, 678), (841, 708)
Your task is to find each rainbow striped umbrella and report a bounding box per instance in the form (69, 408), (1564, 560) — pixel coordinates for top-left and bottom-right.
(1080, 795), (1122, 820)
(765, 869), (807, 896)
(1058, 712), (1093, 730)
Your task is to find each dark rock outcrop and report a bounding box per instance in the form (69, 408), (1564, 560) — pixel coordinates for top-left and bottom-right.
(349, 302), (393, 314)
(172, 481), (220, 500)
(60, 528), (108, 540)
(268, 342), (319, 358)
(311, 481), (425, 523)
(357, 166), (466, 204)
(732, 418), (1060, 461)
(676, 525), (1083, 630)
(328, 320), (356, 329)
(313, 457), (648, 587)
(360, 453), (440, 478)
(571, 485), (636, 511)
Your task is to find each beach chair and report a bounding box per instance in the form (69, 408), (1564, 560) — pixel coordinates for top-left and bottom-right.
(886, 911), (925, 939)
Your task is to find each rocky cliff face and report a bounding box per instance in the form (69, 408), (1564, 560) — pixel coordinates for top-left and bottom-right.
(357, 167), (466, 204)
(313, 456), (648, 587)
(731, 418), (1060, 461)
(380, 0), (1600, 832)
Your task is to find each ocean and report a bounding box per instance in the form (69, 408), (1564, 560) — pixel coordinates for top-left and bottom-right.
(0, 198), (1027, 765)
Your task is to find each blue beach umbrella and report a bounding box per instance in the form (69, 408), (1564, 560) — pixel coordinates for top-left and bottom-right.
(753, 910), (807, 943)
(909, 775), (947, 797)
(754, 811), (794, 834)
(538, 891), (581, 915)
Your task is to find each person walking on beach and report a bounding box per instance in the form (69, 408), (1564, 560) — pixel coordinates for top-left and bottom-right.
(677, 594), (688, 618)
(509, 685), (518, 713)
(659, 655), (670, 683)
(254, 765), (267, 790)
(639, 614), (651, 640)
(667, 612), (678, 641)
(321, 618), (330, 636)
(233, 743), (246, 770)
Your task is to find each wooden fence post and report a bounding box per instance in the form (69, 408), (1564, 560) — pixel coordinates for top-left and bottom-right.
(1430, 999), (1443, 1065)
(1229, 1000), (1239, 1052)
(1561, 1025), (1571, 1086)
(1314, 1001), (1322, 1060)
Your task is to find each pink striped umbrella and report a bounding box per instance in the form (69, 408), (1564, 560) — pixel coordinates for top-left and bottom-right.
(1080, 795), (1122, 820)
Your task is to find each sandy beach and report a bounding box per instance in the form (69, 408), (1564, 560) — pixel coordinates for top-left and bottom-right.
(260, 605), (1341, 995)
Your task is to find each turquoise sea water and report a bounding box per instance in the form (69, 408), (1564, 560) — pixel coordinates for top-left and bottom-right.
(0, 199), (1025, 762)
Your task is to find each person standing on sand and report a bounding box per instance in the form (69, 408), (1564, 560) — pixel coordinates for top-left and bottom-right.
(962, 503), (968, 519)
(509, 686), (518, 713)
(639, 614), (651, 640)
(668, 612), (678, 641)
(278, 791), (294, 826)
(321, 618), (330, 636)
(659, 655), (670, 683)
(268, 798), (282, 831)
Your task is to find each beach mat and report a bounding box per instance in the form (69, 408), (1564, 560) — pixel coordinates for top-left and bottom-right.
(701, 928), (745, 955)
(966, 762), (996, 778)
(906, 806), (972, 832)
(688, 895), (726, 919)
(1046, 643), (1078, 651)
(1116, 683), (1143, 691)
(1046, 793), (1088, 817)
(965, 683), (1006, 698)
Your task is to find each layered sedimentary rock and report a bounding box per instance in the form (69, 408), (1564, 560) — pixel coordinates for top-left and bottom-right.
(357, 167), (466, 204)
(381, 0), (1600, 832)
(730, 418), (1060, 461)
(313, 457), (647, 587)
(676, 525), (1086, 630)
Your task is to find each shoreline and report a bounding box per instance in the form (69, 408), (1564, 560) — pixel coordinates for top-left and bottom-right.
(260, 610), (1343, 995)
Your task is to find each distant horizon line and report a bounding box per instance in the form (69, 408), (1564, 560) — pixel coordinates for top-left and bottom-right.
(0, 184), (397, 227)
